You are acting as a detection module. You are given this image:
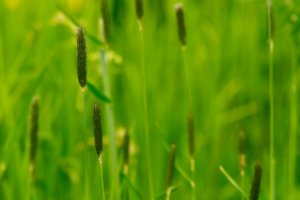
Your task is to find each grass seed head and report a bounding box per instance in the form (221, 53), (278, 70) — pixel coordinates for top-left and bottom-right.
(239, 130), (246, 176)
(135, 0), (143, 20)
(166, 144), (177, 189)
(101, 0), (111, 44)
(93, 103), (103, 157)
(187, 112), (195, 158)
(123, 130), (130, 173)
(76, 26), (87, 88)
(249, 163), (262, 200)
(29, 96), (39, 170)
(175, 3), (186, 46)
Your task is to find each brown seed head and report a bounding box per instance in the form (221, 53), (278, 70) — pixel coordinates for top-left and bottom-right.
(175, 3), (186, 46)
(249, 163), (262, 200)
(123, 130), (130, 172)
(93, 103), (103, 157)
(29, 96), (39, 168)
(187, 112), (195, 158)
(135, 0), (143, 20)
(101, 0), (111, 44)
(76, 27), (87, 88)
(166, 144), (177, 189)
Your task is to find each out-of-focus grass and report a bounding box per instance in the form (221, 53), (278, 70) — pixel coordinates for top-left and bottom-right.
(1, 0), (300, 199)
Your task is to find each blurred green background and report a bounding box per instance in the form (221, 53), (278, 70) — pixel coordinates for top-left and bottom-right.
(1, 0), (300, 199)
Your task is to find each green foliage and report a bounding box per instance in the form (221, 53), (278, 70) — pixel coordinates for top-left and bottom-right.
(1, 0), (300, 199)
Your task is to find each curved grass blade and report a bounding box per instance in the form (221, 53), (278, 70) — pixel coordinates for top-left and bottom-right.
(219, 166), (248, 199)
(155, 184), (183, 200)
(56, 5), (103, 46)
(87, 82), (111, 103)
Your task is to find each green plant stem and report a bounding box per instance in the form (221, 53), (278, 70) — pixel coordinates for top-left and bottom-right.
(267, 0), (275, 199)
(98, 154), (106, 200)
(100, 48), (119, 198)
(82, 90), (91, 200)
(181, 47), (192, 110)
(181, 46), (195, 200)
(138, 19), (154, 199)
(288, 45), (297, 198)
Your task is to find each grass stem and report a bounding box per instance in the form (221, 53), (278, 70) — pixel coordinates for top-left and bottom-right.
(138, 19), (154, 199)
(288, 43), (297, 198)
(98, 155), (106, 200)
(100, 48), (119, 198)
(267, 0), (275, 199)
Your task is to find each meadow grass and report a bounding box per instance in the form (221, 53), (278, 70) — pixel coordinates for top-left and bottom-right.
(1, 0), (300, 199)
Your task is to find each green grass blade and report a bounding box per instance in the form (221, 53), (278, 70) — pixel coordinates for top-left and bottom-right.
(87, 82), (111, 103)
(219, 166), (248, 199)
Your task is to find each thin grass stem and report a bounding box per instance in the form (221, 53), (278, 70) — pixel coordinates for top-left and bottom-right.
(288, 42), (297, 198)
(266, 0), (275, 199)
(98, 155), (106, 200)
(138, 19), (154, 199)
(100, 48), (119, 198)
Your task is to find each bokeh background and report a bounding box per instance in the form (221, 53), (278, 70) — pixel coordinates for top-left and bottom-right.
(1, 0), (300, 199)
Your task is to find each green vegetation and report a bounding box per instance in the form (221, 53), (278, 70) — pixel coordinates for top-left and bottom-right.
(1, 0), (300, 199)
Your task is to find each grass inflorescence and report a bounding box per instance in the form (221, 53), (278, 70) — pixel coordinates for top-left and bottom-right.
(76, 26), (87, 89)
(249, 163), (262, 200)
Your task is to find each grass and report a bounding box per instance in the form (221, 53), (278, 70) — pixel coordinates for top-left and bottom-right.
(266, 0), (275, 199)
(1, 0), (300, 199)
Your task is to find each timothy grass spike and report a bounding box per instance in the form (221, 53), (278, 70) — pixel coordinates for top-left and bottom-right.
(76, 26), (87, 88)
(249, 163), (262, 200)
(239, 130), (246, 177)
(188, 112), (195, 168)
(93, 103), (103, 157)
(100, 0), (111, 44)
(135, 0), (143, 20)
(29, 96), (39, 175)
(175, 3), (186, 46)
(123, 130), (130, 175)
(166, 145), (176, 200)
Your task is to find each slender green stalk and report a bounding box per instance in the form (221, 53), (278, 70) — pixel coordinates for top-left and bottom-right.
(266, 0), (275, 199)
(100, 48), (118, 198)
(288, 43), (297, 197)
(82, 90), (91, 200)
(239, 131), (246, 200)
(98, 155), (106, 200)
(182, 47), (192, 110)
(219, 166), (248, 199)
(138, 19), (154, 199)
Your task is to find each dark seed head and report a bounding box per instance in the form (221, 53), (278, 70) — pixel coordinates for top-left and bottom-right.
(93, 103), (103, 157)
(135, 0), (143, 20)
(249, 163), (262, 200)
(101, 0), (111, 44)
(187, 112), (195, 158)
(123, 130), (130, 169)
(29, 96), (39, 168)
(175, 3), (186, 46)
(76, 27), (87, 88)
(166, 144), (177, 189)
(239, 130), (246, 155)
(239, 130), (246, 176)
(267, 2), (275, 40)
